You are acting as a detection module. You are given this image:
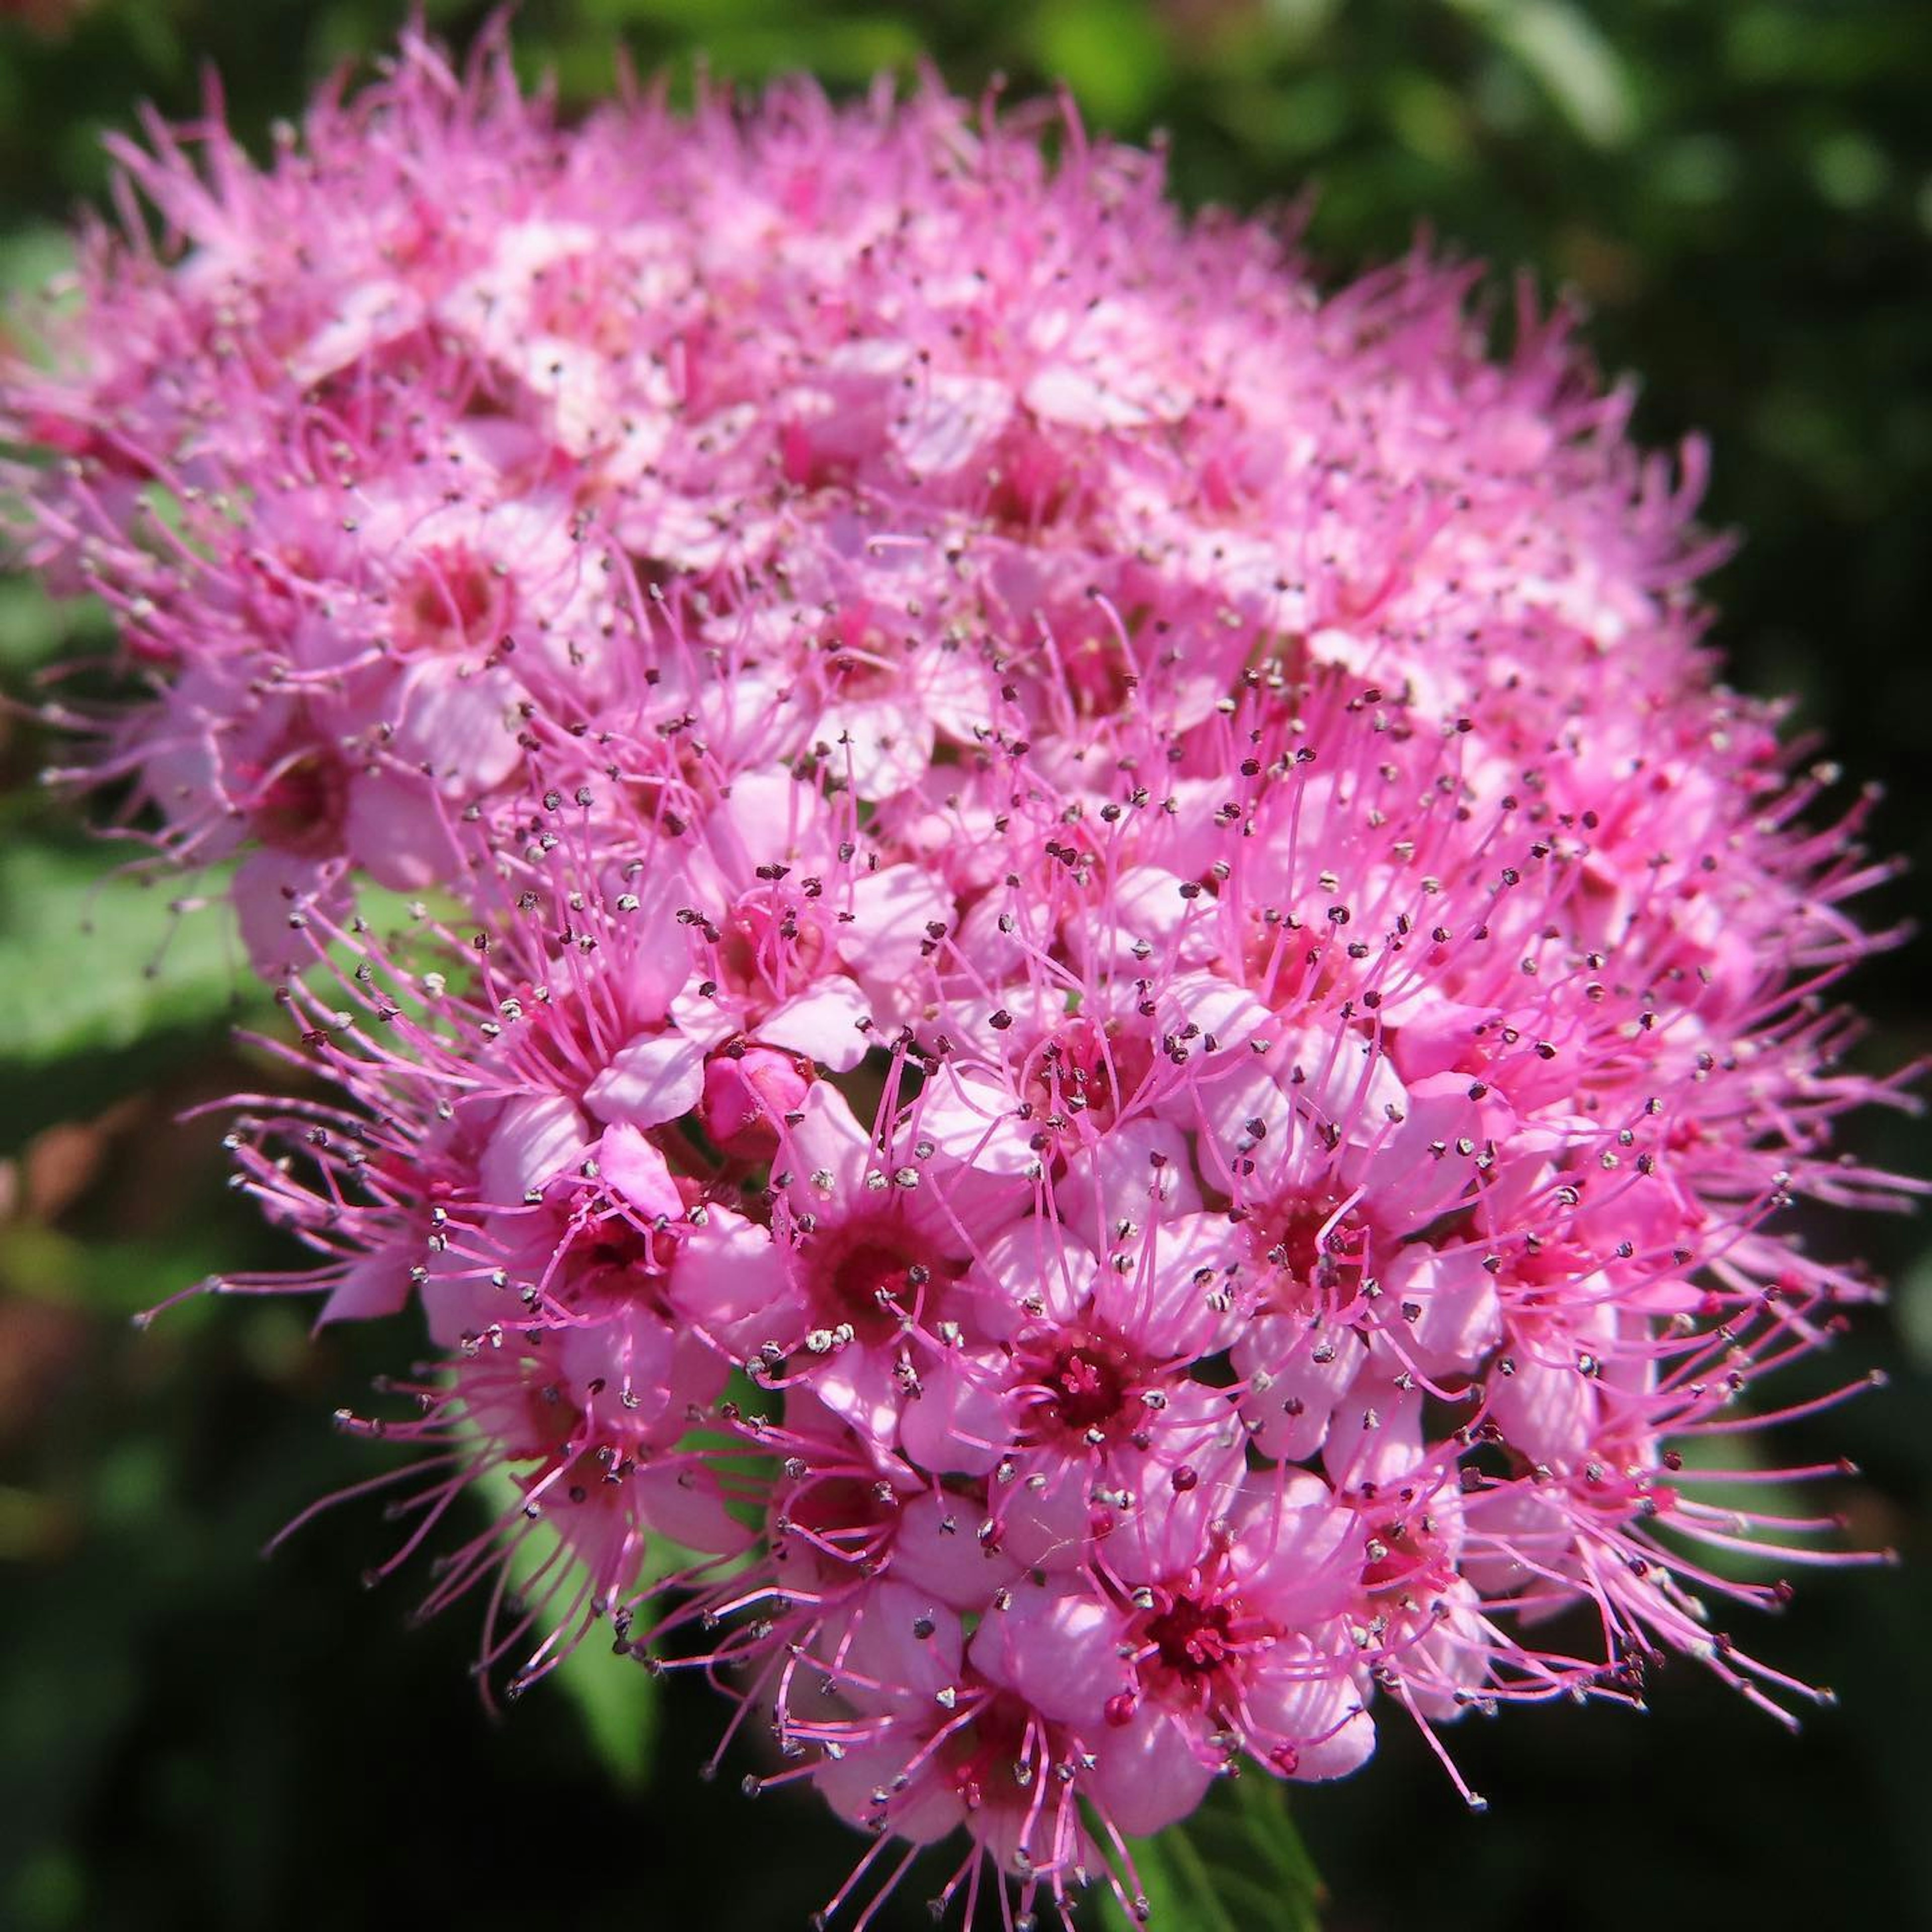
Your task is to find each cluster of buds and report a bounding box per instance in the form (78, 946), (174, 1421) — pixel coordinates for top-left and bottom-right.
(3, 28), (1911, 1928)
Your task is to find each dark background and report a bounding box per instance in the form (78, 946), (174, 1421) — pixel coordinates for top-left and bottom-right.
(2, 3), (1928, 1927)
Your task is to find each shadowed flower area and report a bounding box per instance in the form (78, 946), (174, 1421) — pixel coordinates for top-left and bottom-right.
(2, 6), (1928, 1931)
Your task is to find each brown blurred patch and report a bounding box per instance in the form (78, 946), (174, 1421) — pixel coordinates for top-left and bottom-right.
(0, 0), (97, 41)
(1554, 223), (1646, 308)
(0, 1290), (86, 1447)
(21, 1099), (145, 1225)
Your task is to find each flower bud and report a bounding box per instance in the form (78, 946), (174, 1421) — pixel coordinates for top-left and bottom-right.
(702, 1044), (813, 1159)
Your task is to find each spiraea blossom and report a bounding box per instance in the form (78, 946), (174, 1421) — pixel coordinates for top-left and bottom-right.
(3, 25), (1914, 1930)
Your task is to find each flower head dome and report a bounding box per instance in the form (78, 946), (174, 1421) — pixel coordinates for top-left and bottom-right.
(5, 24), (1914, 1930)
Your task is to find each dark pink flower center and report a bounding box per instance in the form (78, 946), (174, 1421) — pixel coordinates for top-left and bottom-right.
(821, 602), (900, 700)
(1016, 1327), (1142, 1443)
(772, 1471), (898, 1580)
(1148, 1594), (1235, 1678)
(1253, 1192), (1367, 1314)
(398, 545), (506, 652)
(576, 1216), (678, 1293)
(810, 1223), (925, 1345)
(944, 1693), (1036, 1814)
(1022, 1018), (1152, 1136)
(249, 748), (348, 854)
(715, 889), (831, 1008)
(1130, 1577), (1273, 1713)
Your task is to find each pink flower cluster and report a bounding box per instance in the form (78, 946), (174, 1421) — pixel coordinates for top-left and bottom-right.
(5, 29), (1913, 1929)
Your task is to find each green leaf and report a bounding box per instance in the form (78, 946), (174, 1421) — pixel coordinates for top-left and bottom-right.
(0, 577), (110, 678)
(1028, 0), (1169, 127)
(0, 221), (73, 304)
(550, 1619), (659, 1795)
(1452, 0), (1637, 149)
(473, 1465), (660, 1793)
(0, 841), (250, 1065)
(1104, 1775), (1324, 1932)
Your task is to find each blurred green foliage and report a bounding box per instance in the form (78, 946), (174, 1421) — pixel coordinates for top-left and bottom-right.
(2, 4), (1928, 1929)
(1104, 1773), (1324, 1932)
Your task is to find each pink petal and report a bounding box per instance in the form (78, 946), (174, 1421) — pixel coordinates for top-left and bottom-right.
(969, 1580), (1124, 1731)
(1089, 1704), (1217, 1837)
(232, 847), (344, 977)
(343, 771), (460, 892)
(760, 978), (872, 1070)
(595, 1121), (682, 1221)
(317, 1250), (412, 1326)
(389, 662), (522, 793)
(584, 1033), (705, 1131)
(898, 1350), (1007, 1478)
(894, 372), (1013, 479)
(479, 1094), (588, 1203)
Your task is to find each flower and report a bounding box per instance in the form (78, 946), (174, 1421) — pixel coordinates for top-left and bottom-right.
(8, 25), (1914, 1930)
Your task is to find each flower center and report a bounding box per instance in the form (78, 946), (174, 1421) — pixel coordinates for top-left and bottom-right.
(1017, 1327), (1141, 1443)
(1252, 1192), (1367, 1315)
(811, 1224), (924, 1346)
(576, 1215), (679, 1291)
(1149, 1594), (1234, 1678)
(822, 604), (899, 701)
(1021, 1018), (1151, 1137)
(943, 1693), (1037, 1814)
(1133, 1581), (1270, 1713)
(398, 545), (506, 652)
(249, 748), (348, 854)
(715, 888), (831, 1009)
(772, 1471), (897, 1580)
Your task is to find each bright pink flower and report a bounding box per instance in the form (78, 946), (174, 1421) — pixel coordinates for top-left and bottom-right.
(15, 27), (1915, 1931)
